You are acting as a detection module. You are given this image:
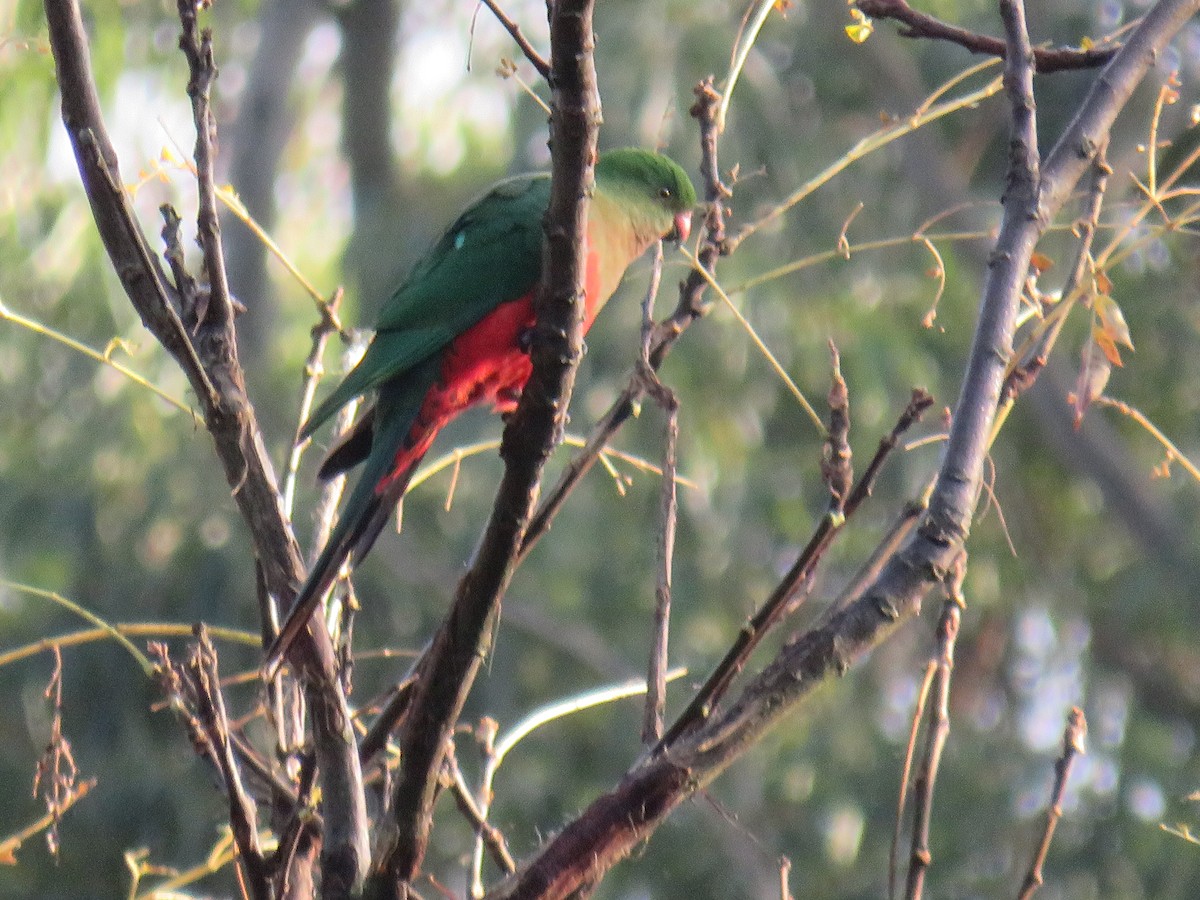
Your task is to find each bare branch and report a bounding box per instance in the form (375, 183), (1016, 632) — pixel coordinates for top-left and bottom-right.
(658, 388), (931, 750)
(188, 627), (270, 900)
(634, 245), (678, 744)
(856, 0), (1119, 73)
(441, 745), (517, 884)
(42, 1), (369, 891)
(1040, 0), (1200, 214)
(890, 661), (937, 900)
(176, 0), (234, 330)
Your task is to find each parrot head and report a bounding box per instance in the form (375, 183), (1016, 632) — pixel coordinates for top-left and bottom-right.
(596, 148), (698, 245)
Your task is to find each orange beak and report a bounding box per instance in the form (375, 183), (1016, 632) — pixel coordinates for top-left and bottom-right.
(671, 210), (693, 244)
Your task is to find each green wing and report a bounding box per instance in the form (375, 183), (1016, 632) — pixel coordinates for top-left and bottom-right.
(302, 173), (549, 438)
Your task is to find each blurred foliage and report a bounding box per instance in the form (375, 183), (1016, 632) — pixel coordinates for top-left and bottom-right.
(2, 0), (1200, 897)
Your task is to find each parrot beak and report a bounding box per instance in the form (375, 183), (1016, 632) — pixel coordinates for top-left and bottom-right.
(670, 210), (692, 244)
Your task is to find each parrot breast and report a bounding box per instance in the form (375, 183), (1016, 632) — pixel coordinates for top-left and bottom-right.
(373, 240), (606, 497)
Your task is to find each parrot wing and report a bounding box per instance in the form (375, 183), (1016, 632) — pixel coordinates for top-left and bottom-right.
(300, 173), (550, 440)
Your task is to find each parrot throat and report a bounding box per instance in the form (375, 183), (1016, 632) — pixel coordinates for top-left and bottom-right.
(374, 243), (605, 497)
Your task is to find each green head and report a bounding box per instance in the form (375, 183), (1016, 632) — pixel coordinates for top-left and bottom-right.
(595, 148), (698, 243)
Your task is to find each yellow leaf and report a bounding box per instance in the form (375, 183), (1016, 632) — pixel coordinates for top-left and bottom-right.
(1095, 270), (1113, 295)
(1080, 36), (1094, 50)
(845, 10), (873, 43)
(1094, 293), (1135, 351)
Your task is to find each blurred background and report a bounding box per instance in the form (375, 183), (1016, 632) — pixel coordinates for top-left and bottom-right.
(2, 0), (1200, 896)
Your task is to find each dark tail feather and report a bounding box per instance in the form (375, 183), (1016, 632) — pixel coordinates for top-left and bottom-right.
(318, 405), (376, 480)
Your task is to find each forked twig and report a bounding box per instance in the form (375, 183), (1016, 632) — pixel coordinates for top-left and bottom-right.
(658, 388), (932, 750)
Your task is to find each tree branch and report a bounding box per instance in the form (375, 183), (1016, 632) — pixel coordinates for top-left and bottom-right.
(903, 566), (965, 900)
(856, 0), (1119, 73)
(43, 2), (369, 893)
(380, 0), (601, 890)
(1017, 707), (1088, 900)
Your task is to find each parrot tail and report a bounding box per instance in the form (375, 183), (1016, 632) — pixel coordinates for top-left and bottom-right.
(264, 358), (442, 675)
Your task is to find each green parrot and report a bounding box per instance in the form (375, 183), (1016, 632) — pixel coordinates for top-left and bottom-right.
(267, 148), (697, 666)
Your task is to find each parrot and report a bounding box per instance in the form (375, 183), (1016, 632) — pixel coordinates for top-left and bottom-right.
(266, 148), (697, 668)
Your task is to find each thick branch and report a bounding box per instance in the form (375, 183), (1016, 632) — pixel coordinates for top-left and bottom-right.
(381, 1), (601, 890)
(1039, 0), (1200, 213)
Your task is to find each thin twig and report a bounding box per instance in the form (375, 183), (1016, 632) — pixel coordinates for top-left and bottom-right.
(890, 661), (937, 900)
(282, 289), (348, 518)
(635, 244), (678, 744)
(903, 561), (964, 900)
(188, 627), (270, 900)
(658, 389), (931, 751)
(716, 0), (777, 132)
(1016, 707), (1088, 900)
(480, 0), (551, 80)
(176, 0), (234, 330)
(440, 744), (517, 884)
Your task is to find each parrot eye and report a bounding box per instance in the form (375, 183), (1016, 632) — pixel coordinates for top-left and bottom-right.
(659, 187), (672, 199)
